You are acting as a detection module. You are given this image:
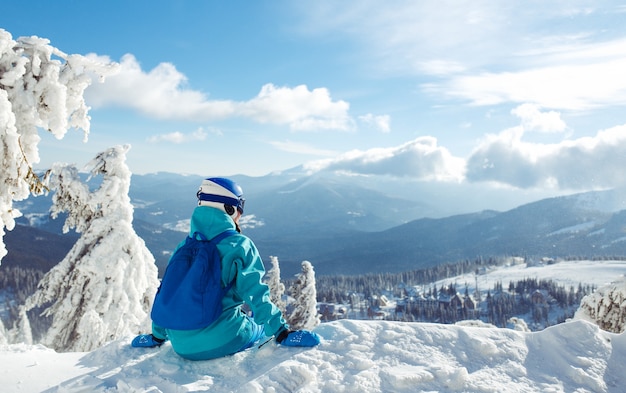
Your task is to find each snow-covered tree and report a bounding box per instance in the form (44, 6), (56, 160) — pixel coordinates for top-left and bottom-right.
(0, 318), (7, 345)
(9, 306), (33, 345)
(0, 28), (116, 264)
(24, 145), (159, 352)
(287, 260), (320, 331)
(574, 276), (626, 334)
(508, 317), (531, 332)
(265, 256), (287, 314)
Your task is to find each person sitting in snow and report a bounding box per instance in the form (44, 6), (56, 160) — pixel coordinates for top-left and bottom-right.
(132, 177), (320, 360)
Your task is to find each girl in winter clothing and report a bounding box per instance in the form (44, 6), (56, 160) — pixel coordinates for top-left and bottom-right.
(132, 178), (320, 360)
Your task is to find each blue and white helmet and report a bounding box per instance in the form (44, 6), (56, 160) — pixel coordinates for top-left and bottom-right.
(197, 177), (245, 217)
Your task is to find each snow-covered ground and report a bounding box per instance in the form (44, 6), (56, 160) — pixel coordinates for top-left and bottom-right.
(433, 259), (626, 293)
(2, 259), (624, 392)
(1, 318), (624, 392)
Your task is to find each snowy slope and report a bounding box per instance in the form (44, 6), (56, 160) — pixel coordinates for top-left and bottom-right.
(2, 260), (624, 392)
(1, 318), (624, 392)
(433, 259), (626, 293)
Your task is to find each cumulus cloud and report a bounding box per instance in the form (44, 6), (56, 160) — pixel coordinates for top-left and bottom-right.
(358, 114), (391, 133)
(466, 124), (626, 189)
(237, 84), (353, 131)
(86, 55), (353, 131)
(511, 103), (567, 133)
(147, 128), (209, 144)
(304, 136), (465, 181)
(86, 54), (235, 121)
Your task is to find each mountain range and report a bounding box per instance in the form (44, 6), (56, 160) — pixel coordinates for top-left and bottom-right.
(7, 169), (626, 277)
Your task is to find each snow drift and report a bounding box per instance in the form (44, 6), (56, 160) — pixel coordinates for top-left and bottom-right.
(1, 318), (624, 392)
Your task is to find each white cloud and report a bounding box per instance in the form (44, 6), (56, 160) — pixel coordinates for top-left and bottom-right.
(295, 1), (550, 76)
(511, 104), (567, 133)
(430, 58), (626, 110)
(416, 59), (467, 76)
(238, 84), (354, 131)
(354, 3), (616, 63)
(466, 124), (626, 189)
(304, 136), (465, 181)
(298, 2), (626, 113)
(86, 55), (353, 131)
(147, 128), (208, 144)
(86, 54), (235, 121)
(358, 113), (391, 133)
(518, 36), (626, 66)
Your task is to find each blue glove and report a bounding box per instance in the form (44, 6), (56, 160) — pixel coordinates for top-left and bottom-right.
(131, 334), (166, 348)
(276, 329), (321, 347)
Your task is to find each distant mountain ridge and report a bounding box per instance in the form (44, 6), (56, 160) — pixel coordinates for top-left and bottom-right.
(304, 197), (626, 275)
(7, 171), (626, 277)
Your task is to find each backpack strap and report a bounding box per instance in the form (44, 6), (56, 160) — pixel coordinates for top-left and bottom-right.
(208, 229), (238, 245)
(192, 232), (208, 241)
(190, 229), (238, 243)
(193, 229), (239, 291)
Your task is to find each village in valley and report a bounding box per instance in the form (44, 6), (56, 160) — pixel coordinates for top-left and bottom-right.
(314, 257), (598, 332)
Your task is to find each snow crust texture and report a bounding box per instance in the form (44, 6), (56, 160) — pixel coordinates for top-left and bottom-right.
(1, 318), (624, 392)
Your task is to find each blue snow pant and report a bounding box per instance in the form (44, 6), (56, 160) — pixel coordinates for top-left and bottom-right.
(153, 316), (266, 361)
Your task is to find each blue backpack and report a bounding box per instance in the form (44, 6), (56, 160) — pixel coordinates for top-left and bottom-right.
(151, 230), (238, 330)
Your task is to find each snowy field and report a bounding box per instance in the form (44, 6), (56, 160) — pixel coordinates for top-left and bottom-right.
(433, 259), (626, 293)
(1, 318), (624, 392)
(1, 259), (624, 392)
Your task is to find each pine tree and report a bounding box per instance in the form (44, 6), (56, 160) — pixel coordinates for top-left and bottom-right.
(0, 319), (6, 345)
(9, 307), (33, 345)
(24, 145), (159, 352)
(264, 256), (286, 314)
(287, 260), (320, 331)
(0, 29), (115, 263)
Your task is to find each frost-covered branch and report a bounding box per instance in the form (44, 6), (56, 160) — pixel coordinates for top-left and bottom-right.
(0, 28), (117, 263)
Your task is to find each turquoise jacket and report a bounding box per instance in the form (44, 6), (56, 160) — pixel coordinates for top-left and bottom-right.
(152, 206), (287, 359)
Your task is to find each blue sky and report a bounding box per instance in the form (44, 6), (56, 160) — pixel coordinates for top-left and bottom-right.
(3, 1), (626, 194)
